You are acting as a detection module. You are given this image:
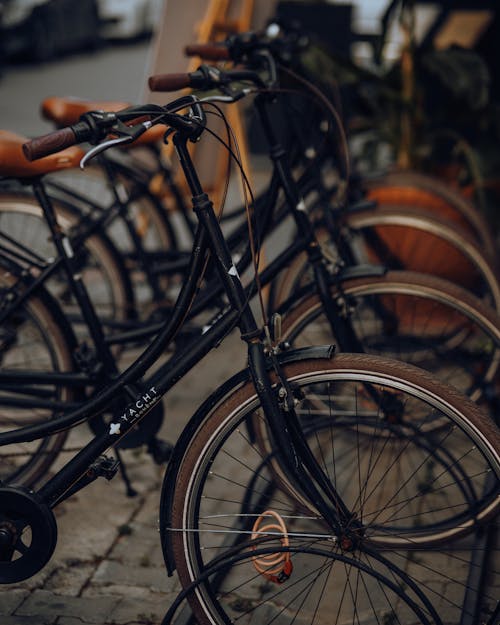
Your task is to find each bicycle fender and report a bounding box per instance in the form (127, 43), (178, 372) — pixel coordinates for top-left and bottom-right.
(159, 344), (335, 575)
(275, 265), (387, 320)
(275, 344), (335, 364)
(336, 264), (387, 281)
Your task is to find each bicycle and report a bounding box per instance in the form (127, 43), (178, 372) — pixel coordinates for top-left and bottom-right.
(147, 57), (500, 413)
(1, 94), (498, 625)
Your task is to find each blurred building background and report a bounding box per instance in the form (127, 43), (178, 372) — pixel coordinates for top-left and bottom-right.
(0, 1), (498, 223)
(1, 2), (496, 77)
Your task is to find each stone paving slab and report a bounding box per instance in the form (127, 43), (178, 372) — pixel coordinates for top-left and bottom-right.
(0, 590), (30, 615)
(0, 618), (56, 625)
(16, 590), (120, 622)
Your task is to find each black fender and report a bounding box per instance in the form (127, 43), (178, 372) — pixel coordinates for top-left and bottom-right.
(336, 263), (387, 281)
(274, 263), (387, 321)
(159, 344), (335, 575)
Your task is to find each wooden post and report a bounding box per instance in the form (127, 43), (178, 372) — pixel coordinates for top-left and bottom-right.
(146, 0), (265, 207)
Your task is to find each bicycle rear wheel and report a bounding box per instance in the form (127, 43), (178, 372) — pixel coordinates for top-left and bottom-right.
(167, 354), (500, 624)
(0, 262), (75, 486)
(0, 192), (135, 326)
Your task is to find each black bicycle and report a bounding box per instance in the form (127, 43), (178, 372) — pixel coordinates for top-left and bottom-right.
(2, 25), (499, 329)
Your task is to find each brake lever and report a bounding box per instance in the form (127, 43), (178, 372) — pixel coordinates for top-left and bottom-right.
(80, 135), (134, 168)
(199, 88), (252, 104)
(80, 120), (153, 168)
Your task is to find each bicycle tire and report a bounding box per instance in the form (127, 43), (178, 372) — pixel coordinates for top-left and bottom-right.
(272, 207), (500, 312)
(50, 167), (182, 316)
(278, 270), (500, 408)
(0, 192), (135, 325)
(365, 169), (496, 259)
(0, 262), (76, 486)
(168, 353), (499, 624)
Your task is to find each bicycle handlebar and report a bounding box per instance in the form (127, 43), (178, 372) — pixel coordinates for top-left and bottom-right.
(148, 72), (195, 92)
(23, 106), (161, 161)
(23, 99), (206, 161)
(22, 108), (124, 161)
(183, 27), (307, 65)
(22, 122), (91, 161)
(184, 43), (230, 61)
(149, 66), (265, 93)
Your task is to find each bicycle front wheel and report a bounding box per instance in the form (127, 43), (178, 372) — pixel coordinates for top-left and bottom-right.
(343, 205), (500, 310)
(279, 270), (500, 408)
(168, 354), (499, 625)
(364, 169), (496, 259)
(271, 208), (500, 314)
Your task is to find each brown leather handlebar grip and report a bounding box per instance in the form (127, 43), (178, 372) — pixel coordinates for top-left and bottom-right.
(184, 44), (230, 60)
(22, 127), (77, 161)
(148, 73), (193, 92)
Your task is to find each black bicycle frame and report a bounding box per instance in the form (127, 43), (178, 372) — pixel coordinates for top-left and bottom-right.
(0, 122), (351, 537)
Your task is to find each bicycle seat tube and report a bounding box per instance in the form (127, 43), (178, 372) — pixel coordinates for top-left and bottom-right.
(254, 92), (366, 353)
